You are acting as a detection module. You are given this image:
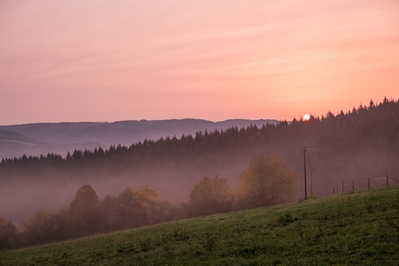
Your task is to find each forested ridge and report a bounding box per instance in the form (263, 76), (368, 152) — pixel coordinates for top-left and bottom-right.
(1, 97), (398, 185)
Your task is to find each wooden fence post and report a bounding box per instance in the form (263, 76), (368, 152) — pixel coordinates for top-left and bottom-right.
(368, 178), (370, 190)
(387, 175), (389, 187)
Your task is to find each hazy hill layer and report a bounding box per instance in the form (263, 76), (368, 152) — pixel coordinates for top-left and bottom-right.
(0, 130), (41, 159)
(0, 119), (277, 159)
(0, 129), (38, 144)
(0, 119), (276, 144)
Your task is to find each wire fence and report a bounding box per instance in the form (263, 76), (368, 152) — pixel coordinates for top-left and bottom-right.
(332, 175), (399, 194)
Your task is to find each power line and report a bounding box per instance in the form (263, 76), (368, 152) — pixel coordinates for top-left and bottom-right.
(306, 153), (338, 187)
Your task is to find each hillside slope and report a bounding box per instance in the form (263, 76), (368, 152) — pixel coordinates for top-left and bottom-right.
(0, 129), (38, 144)
(1, 186), (399, 265)
(0, 130), (41, 159)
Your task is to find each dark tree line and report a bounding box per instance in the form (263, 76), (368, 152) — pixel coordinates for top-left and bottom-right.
(0, 184), (179, 249)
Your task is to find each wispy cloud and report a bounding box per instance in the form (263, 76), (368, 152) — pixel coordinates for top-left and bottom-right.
(1, 0), (398, 124)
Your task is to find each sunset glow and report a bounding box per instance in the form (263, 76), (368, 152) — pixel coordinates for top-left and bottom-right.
(1, 0), (399, 125)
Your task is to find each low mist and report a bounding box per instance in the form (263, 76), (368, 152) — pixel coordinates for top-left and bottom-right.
(0, 150), (254, 224)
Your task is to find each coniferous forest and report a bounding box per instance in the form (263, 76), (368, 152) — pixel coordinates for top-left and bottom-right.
(1, 97), (399, 249)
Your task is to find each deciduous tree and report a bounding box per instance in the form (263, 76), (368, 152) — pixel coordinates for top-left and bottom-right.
(0, 216), (19, 250)
(235, 155), (299, 210)
(187, 175), (232, 217)
(117, 186), (168, 229)
(22, 210), (53, 245)
(132, 187), (163, 225)
(98, 195), (119, 232)
(69, 184), (99, 235)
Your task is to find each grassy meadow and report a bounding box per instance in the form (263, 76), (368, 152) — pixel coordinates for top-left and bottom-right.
(1, 186), (399, 265)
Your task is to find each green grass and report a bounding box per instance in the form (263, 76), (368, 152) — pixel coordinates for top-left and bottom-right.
(2, 186), (399, 265)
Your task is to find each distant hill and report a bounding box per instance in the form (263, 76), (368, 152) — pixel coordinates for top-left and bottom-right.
(0, 129), (38, 145)
(0, 119), (278, 159)
(0, 119), (277, 144)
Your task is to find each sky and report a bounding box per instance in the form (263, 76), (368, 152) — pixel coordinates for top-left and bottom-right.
(1, 0), (399, 125)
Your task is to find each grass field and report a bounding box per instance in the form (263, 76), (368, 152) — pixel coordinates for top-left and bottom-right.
(1, 186), (399, 265)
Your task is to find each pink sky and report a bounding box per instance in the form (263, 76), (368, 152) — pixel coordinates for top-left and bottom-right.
(1, 0), (398, 125)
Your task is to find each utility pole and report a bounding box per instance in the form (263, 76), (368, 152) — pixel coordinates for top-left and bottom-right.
(303, 146), (307, 199)
(310, 165), (314, 196)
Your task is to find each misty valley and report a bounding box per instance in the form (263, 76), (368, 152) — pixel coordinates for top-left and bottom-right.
(1, 98), (399, 250)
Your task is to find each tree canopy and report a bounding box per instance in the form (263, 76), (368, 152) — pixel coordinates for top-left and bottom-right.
(235, 155), (299, 210)
(186, 176), (232, 217)
(69, 184), (100, 235)
(0, 216), (19, 250)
